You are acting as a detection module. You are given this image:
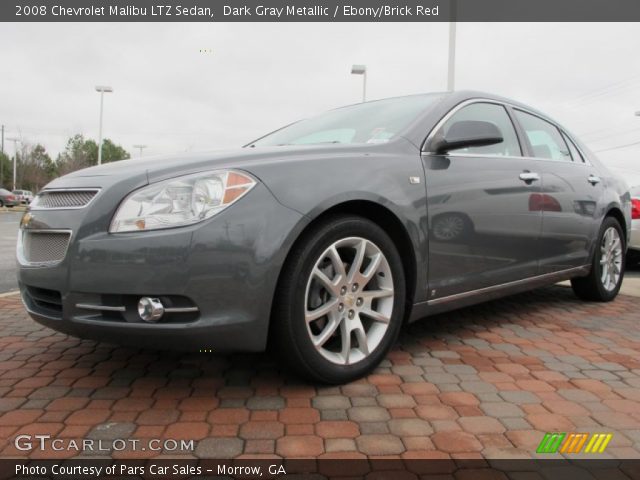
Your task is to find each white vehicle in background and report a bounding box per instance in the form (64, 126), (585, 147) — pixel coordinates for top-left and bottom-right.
(12, 190), (33, 204)
(613, 169), (640, 266)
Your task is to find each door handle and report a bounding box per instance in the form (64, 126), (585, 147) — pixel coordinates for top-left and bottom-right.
(588, 175), (601, 185)
(519, 172), (540, 183)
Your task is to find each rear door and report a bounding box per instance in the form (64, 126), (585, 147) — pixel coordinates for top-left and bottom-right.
(422, 101), (543, 299)
(512, 109), (604, 273)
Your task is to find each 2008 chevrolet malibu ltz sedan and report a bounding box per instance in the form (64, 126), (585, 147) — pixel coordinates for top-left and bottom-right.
(17, 91), (632, 383)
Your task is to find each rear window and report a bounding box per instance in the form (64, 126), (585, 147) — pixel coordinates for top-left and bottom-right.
(514, 109), (572, 161)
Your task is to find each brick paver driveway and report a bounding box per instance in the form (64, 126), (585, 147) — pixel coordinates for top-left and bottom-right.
(0, 286), (638, 459)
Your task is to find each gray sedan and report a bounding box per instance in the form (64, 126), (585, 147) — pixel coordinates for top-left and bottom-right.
(0, 188), (19, 208)
(16, 91), (632, 383)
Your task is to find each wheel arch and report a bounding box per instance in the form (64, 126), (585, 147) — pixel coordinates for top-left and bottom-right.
(605, 206), (628, 241)
(270, 199), (419, 336)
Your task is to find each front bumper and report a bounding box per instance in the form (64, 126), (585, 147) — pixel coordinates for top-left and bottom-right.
(17, 182), (306, 352)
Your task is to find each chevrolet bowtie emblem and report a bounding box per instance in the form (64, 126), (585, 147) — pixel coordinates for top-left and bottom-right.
(20, 212), (33, 229)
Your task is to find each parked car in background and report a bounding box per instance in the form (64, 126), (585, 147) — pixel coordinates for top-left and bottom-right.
(611, 169), (639, 267)
(16, 91), (632, 383)
(629, 183), (640, 266)
(0, 188), (18, 208)
(13, 190), (34, 204)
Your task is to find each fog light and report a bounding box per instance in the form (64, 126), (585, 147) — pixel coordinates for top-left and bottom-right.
(138, 297), (164, 322)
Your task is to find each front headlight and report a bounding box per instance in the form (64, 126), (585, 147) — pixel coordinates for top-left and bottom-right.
(109, 170), (256, 233)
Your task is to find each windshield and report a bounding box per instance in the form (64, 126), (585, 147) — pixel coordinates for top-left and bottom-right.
(250, 94), (443, 147)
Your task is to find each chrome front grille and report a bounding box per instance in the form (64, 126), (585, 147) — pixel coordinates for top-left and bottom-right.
(20, 230), (71, 265)
(32, 189), (99, 209)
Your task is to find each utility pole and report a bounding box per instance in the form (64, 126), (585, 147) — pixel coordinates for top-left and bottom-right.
(6, 137), (20, 191)
(133, 144), (148, 157)
(447, 0), (457, 91)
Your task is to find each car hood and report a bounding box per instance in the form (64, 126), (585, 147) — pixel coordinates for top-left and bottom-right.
(45, 143), (398, 190)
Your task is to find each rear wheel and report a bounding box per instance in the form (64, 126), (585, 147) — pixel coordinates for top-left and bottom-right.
(571, 216), (625, 301)
(0, 199), (4, 207)
(273, 215), (406, 384)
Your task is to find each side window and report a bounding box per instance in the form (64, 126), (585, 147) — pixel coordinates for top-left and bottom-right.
(561, 132), (584, 163)
(514, 110), (572, 161)
(439, 103), (522, 156)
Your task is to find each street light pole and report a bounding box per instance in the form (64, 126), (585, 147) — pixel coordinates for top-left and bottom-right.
(351, 65), (367, 102)
(447, 0), (457, 91)
(447, 22), (456, 91)
(95, 86), (113, 165)
(6, 137), (20, 191)
(133, 144), (148, 157)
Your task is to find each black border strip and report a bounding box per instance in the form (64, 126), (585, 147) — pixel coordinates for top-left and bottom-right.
(4, 459), (640, 479)
(3, 0), (640, 22)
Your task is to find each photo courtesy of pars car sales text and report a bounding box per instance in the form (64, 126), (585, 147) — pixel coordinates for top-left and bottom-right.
(2, 0), (640, 479)
(16, 464), (287, 476)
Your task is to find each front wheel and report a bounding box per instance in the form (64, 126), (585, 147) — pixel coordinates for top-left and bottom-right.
(571, 216), (625, 302)
(273, 215), (406, 384)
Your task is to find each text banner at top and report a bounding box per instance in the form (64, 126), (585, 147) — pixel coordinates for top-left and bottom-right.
(3, 0), (640, 22)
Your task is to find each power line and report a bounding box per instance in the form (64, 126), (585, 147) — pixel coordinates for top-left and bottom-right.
(595, 139), (640, 153)
(565, 74), (640, 105)
(585, 126), (640, 143)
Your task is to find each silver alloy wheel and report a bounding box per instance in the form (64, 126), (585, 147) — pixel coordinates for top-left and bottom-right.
(600, 226), (623, 292)
(304, 237), (394, 365)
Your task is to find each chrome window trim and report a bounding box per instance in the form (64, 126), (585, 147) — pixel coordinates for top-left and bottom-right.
(16, 228), (73, 267)
(558, 129), (589, 165)
(421, 97), (593, 166)
(511, 107), (592, 166)
(30, 188), (101, 211)
(424, 152), (594, 167)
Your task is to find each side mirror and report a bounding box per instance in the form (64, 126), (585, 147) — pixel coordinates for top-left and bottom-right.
(430, 120), (503, 154)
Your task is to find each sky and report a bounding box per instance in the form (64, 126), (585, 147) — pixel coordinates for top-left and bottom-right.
(1, 22), (640, 174)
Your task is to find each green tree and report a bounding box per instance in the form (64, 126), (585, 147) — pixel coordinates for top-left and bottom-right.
(16, 143), (56, 192)
(56, 134), (130, 175)
(0, 152), (10, 189)
(100, 138), (130, 164)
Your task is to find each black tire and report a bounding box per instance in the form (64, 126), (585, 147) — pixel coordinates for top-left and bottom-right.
(0, 199), (4, 207)
(571, 216), (625, 302)
(272, 215), (406, 384)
